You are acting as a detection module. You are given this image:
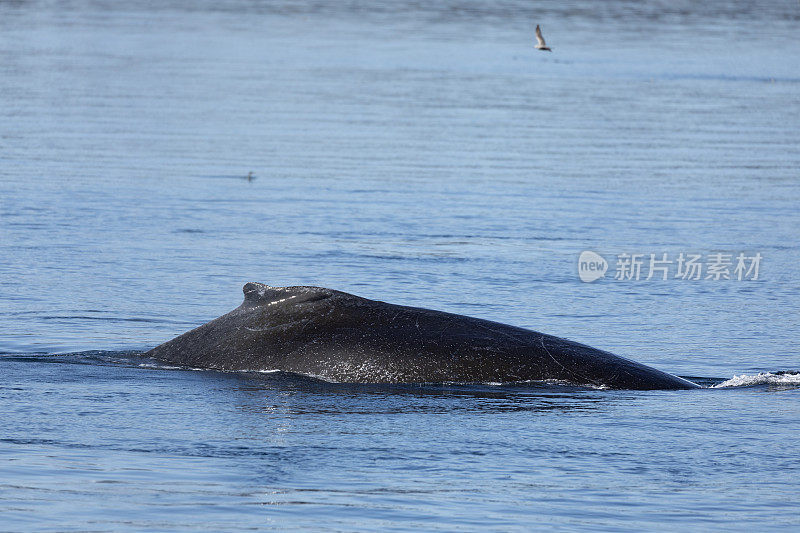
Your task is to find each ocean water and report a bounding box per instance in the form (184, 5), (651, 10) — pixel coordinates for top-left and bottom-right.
(1, 0), (799, 530)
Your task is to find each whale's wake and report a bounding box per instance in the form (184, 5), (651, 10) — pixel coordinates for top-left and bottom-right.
(712, 371), (800, 389)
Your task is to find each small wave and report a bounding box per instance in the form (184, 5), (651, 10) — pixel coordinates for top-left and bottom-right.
(137, 363), (287, 374)
(137, 362), (184, 370)
(483, 379), (609, 390)
(36, 315), (185, 324)
(712, 372), (800, 389)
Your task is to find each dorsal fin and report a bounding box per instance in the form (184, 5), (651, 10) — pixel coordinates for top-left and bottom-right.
(242, 282), (334, 306)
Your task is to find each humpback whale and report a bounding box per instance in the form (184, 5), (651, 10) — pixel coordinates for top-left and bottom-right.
(146, 283), (699, 390)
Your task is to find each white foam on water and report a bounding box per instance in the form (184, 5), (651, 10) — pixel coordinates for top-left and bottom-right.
(712, 372), (800, 388)
(484, 379), (609, 390)
(138, 362), (183, 370)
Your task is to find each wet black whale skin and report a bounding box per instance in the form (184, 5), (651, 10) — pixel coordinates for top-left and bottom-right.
(146, 283), (700, 390)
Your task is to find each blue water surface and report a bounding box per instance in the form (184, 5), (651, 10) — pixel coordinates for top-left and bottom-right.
(1, 0), (799, 530)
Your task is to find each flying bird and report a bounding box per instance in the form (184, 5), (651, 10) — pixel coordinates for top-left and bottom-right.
(535, 24), (551, 51)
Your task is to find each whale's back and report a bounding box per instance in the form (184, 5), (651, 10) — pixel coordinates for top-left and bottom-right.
(145, 283), (699, 390)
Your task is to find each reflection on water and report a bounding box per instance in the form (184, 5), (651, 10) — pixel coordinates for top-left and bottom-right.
(2, 352), (799, 530)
